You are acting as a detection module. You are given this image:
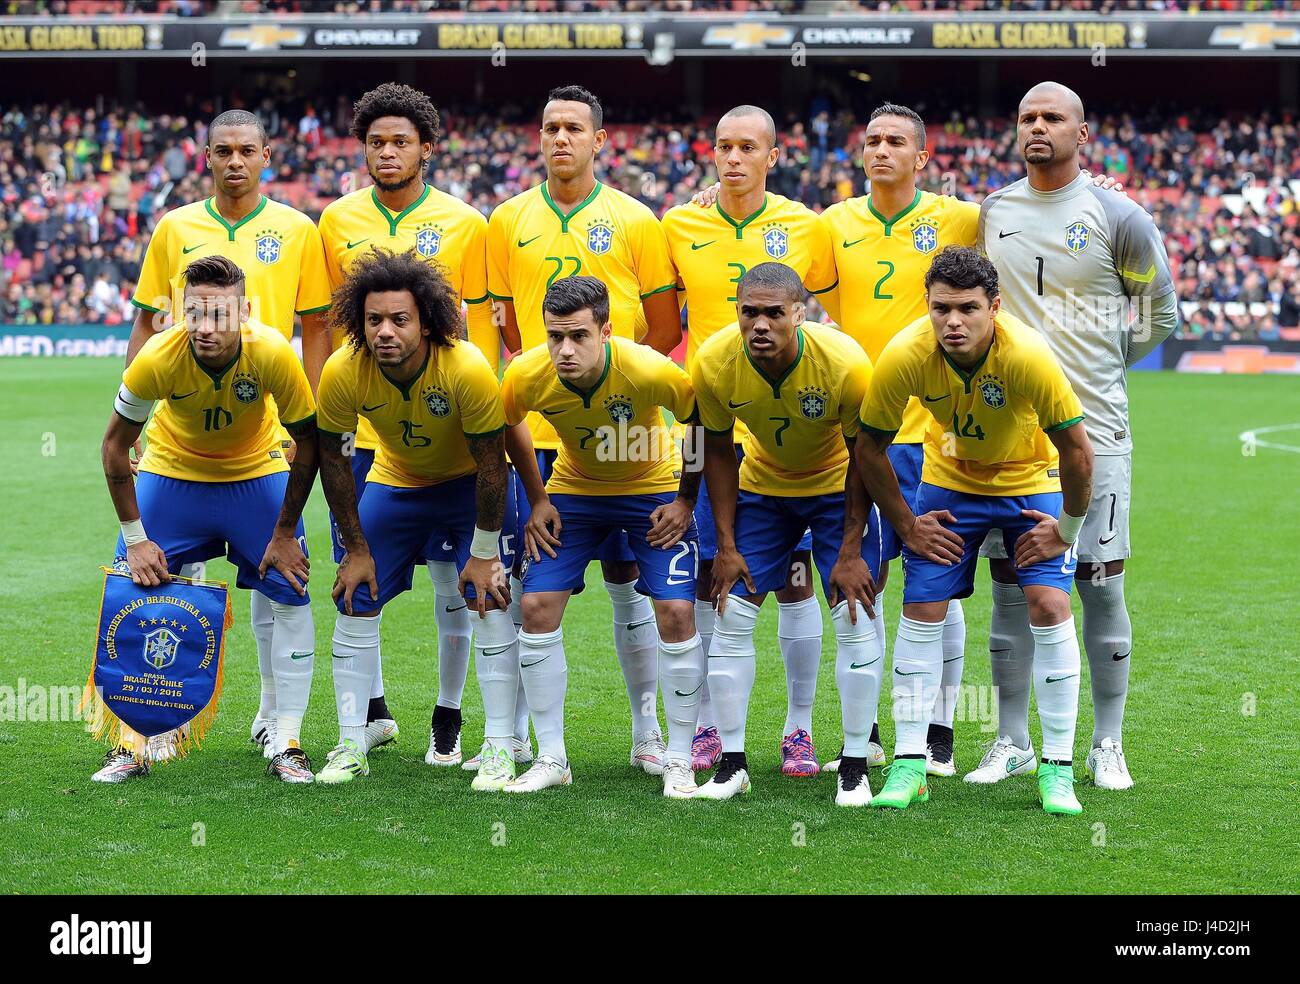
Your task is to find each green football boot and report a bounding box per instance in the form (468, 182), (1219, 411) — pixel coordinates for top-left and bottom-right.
(869, 758), (930, 810)
(1038, 762), (1083, 816)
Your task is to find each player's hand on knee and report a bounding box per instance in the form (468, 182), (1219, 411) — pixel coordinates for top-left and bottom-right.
(829, 550), (876, 623)
(459, 556), (509, 619)
(711, 546), (755, 615)
(1014, 509), (1069, 568)
(646, 496), (693, 549)
(259, 531), (310, 597)
(525, 499), (562, 561)
(126, 540), (169, 587)
(691, 181), (721, 208)
(333, 548), (377, 616)
(905, 510), (964, 566)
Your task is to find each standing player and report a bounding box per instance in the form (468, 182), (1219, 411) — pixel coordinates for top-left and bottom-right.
(691, 263), (881, 807)
(126, 110), (332, 758)
(975, 82), (1178, 790)
(501, 277), (704, 796)
(819, 102), (977, 777)
(305, 249), (517, 789)
(315, 82), (518, 770)
(487, 85), (682, 774)
(662, 105), (841, 778)
(97, 256), (319, 784)
(856, 246), (1093, 816)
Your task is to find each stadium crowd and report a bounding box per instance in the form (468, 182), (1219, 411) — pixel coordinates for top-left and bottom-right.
(1, 95), (1296, 341)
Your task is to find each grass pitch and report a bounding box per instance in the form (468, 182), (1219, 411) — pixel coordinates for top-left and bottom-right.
(1, 359), (1296, 894)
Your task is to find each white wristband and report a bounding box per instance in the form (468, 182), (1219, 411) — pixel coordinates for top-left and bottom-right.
(470, 526), (501, 560)
(1057, 512), (1085, 545)
(120, 518), (148, 546)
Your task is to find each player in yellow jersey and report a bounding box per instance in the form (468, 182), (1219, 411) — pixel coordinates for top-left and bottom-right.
(124, 110), (331, 756)
(296, 249), (519, 790)
(500, 277), (704, 797)
(690, 263), (881, 807)
(487, 85), (682, 772)
(664, 105), (841, 778)
(97, 256), (320, 785)
(855, 247), (1093, 816)
(315, 83), (516, 771)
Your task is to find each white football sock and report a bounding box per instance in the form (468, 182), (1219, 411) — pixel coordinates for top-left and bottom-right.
(369, 610), (385, 703)
(1032, 616), (1082, 762)
(268, 597), (314, 753)
(428, 560), (472, 709)
(1075, 572), (1132, 746)
(990, 580), (1034, 748)
(708, 596), (760, 754)
(778, 596), (822, 738)
(891, 615), (944, 757)
(658, 633), (704, 762)
(519, 627), (567, 765)
(871, 591), (887, 737)
(332, 613), (380, 747)
(508, 574), (530, 742)
(606, 580), (660, 739)
(693, 599), (716, 730)
(831, 599), (880, 757)
(474, 609), (518, 741)
(932, 599), (966, 729)
(249, 589), (276, 721)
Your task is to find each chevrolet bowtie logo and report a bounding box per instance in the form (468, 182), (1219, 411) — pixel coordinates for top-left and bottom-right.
(219, 25), (308, 51)
(1209, 23), (1300, 50)
(702, 23), (795, 49)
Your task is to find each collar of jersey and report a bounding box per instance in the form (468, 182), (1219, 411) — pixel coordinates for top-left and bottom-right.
(378, 344), (431, 400)
(715, 194), (768, 238)
(189, 337), (243, 389)
(939, 323), (995, 392)
(559, 342), (612, 407)
(370, 183), (432, 237)
(1025, 170), (1089, 202)
(865, 188), (922, 237)
(541, 180), (603, 233)
(204, 196), (268, 242)
(742, 326), (804, 397)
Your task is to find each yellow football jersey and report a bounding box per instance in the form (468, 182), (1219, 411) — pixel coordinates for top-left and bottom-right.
(131, 196), (331, 339)
(822, 190), (979, 444)
(122, 319), (316, 483)
(859, 312), (1085, 497)
(662, 193), (839, 367)
(316, 339), (505, 490)
(487, 181), (677, 449)
(691, 322), (872, 497)
(501, 336), (696, 497)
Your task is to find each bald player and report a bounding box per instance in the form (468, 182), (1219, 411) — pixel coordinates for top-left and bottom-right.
(974, 82), (1177, 791)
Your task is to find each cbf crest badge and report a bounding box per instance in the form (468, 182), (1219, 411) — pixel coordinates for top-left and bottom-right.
(254, 229), (282, 265)
(143, 627), (180, 669)
(603, 393), (635, 424)
(977, 373), (1007, 410)
(1066, 221), (1090, 254)
(232, 371), (260, 404)
(911, 218), (939, 255)
(762, 225), (789, 259)
(423, 384), (452, 417)
(415, 223), (442, 258)
(797, 385), (828, 420)
(587, 221), (614, 256)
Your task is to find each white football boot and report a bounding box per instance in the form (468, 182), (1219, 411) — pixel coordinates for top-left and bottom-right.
(630, 730), (667, 776)
(824, 738), (887, 773)
(462, 736), (533, 771)
(834, 758), (873, 807)
(1086, 737), (1134, 790)
(503, 754), (572, 793)
(362, 718), (398, 753)
(661, 759), (697, 799)
(91, 747), (148, 783)
(470, 741), (515, 792)
(963, 736), (1037, 784)
(693, 758), (750, 800)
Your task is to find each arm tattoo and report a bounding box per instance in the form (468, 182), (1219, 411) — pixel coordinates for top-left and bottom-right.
(319, 430), (366, 551)
(466, 432), (508, 531)
(677, 424), (704, 503)
(275, 420), (320, 532)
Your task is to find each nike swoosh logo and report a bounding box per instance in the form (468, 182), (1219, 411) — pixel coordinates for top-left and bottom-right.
(942, 656), (962, 663)
(170, 391), (197, 400)
(923, 393), (950, 403)
(894, 669), (929, 676)
(362, 402), (387, 412)
(997, 230), (1021, 239)
(842, 237), (866, 249)
(541, 408), (565, 416)
(690, 240), (716, 251)
(445, 604), (468, 614)
(990, 648), (1011, 654)
(728, 400), (752, 409)
(521, 655), (550, 668)
(1118, 263), (1156, 284)
(1099, 533), (1118, 545)
(1111, 651), (1130, 662)
(290, 651), (314, 660)
(517, 235), (542, 248)
(482, 645), (514, 657)
(674, 682), (704, 698)
(1006, 757), (1025, 772)
(849, 657), (881, 669)
(628, 618), (656, 631)
(182, 244), (205, 254)
(346, 238), (370, 250)
(1045, 673), (1078, 683)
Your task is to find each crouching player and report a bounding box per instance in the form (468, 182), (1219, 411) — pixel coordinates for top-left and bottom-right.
(691, 262), (882, 807)
(501, 277), (705, 797)
(305, 249), (518, 789)
(99, 255), (320, 783)
(855, 246), (1094, 815)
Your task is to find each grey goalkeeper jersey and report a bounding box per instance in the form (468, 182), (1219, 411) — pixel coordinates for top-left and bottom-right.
(979, 172), (1175, 455)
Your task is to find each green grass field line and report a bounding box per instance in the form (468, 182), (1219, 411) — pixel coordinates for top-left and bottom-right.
(0, 360), (1296, 894)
